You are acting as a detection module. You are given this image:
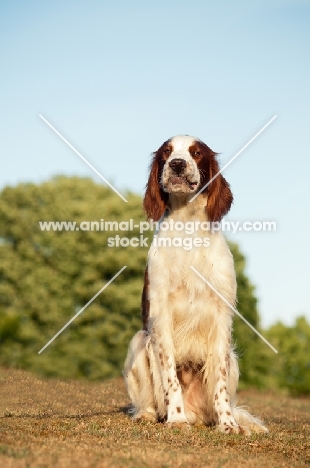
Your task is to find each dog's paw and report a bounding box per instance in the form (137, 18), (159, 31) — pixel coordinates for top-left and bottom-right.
(166, 421), (191, 430)
(133, 411), (157, 423)
(217, 423), (251, 436)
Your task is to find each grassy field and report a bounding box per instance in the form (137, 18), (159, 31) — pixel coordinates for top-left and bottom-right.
(0, 368), (309, 467)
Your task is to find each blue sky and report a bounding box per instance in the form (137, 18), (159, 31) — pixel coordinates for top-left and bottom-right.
(1, 0), (310, 328)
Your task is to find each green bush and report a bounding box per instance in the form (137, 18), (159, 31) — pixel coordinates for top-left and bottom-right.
(265, 317), (310, 395)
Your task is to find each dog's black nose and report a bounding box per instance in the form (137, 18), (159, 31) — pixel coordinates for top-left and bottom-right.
(169, 158), (187, 174)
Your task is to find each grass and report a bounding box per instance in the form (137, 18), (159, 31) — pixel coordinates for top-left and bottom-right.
(0, 367), (309, 467)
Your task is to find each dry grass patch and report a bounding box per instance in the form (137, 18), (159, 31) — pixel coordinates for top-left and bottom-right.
(0, 368), (309, 467)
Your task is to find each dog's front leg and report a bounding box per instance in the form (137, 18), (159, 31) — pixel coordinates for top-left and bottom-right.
(210, 311), (250, 435)
(150, 312), (189, 429)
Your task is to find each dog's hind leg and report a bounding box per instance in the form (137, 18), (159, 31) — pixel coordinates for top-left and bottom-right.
(123, 330), (159, 422)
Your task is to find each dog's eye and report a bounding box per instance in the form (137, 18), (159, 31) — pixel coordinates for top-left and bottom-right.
(164, 148), (171, 159)
(191, 150), (201, 158)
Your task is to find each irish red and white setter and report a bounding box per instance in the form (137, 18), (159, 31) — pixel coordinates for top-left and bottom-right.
(124, 135), (268, 434)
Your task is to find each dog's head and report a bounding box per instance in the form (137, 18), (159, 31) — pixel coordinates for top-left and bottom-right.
(143, 135), (233, 222)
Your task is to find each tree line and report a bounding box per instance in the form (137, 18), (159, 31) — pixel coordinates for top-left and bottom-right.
(0, 177), (309, 395)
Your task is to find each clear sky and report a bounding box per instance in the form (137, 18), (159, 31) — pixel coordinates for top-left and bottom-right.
(1, 0), (309, 328)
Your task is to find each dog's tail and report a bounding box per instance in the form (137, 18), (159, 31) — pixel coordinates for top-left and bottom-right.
(233, 404), (268, 434)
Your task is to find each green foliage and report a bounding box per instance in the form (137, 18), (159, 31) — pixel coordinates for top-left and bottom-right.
(0, 176), (308, 395)
(265, 317), (310, 395)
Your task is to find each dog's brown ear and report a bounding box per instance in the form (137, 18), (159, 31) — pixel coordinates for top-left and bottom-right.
(206, 153), (233, 222)
(143, 152), (168, 221)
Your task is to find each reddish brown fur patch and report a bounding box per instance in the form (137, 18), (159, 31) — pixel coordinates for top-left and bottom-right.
(143, 142), (171, 220)
(176, 407), (181, 413)
(188, 144), (204, 164)
(188, 141), (233, 222)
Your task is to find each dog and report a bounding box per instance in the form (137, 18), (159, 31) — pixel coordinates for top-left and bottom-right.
(124, 135), (268, 434)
